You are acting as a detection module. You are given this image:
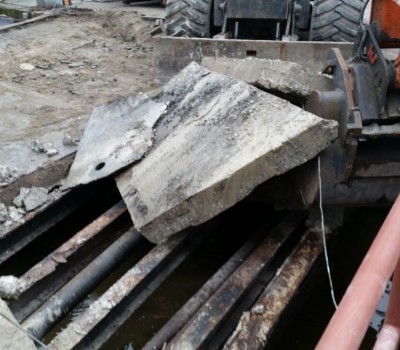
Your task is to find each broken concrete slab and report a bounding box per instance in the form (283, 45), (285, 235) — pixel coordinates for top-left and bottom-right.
(0, 80), (82, 204)
(116, 62), (338, 244)
(0, 297), (36, 350)
(64, 93), (167, 189)
(201, 57), (332, 99)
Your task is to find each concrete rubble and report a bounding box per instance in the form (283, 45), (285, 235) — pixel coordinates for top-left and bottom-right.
(0, 165), (18, 188)
(64, 93), (167, 188)
(0, 297), (36, 350)
(201, 57), (332, 99)
(0, 186), (51, 231)
(0, 276), (25, 300)
(13, 186), (50, 212)
(0, 203), (25, 227)
(115, 62), (338, 243)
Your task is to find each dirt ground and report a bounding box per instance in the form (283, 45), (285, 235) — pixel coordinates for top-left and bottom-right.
(0, 10), (157, 124)
(0, 9), (160, 205)
(0, 12), (159, 126)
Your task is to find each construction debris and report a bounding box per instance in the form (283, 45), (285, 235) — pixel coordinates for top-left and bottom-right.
(31, 140), (59, 157)
(62, 134), (80, 147)
(0, 203), (25, 226)
(0, 276), (25, 300)
(201, 57), (332, 99)
(116, 62), (338, 243)
(12, 187), (50, 212)
(64, 93), (167, 188)
(0, 165), (18, 187)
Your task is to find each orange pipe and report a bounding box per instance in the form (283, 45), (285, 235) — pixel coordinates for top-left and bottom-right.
(373, 261), (400, 350)
(317, 194), (400, 350)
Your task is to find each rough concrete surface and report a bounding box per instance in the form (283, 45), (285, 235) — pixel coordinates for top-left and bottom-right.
(0, 297), (36, 349)
(0, 276), (25, 300)
(116, 62), (338, 243)
(13, 186), (49, 212)
(201, 57), (332, 99)
(0, 10), (158, 205)
(64, 93), (166, 188)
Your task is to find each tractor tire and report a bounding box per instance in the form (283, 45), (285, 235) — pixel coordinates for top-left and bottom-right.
(310, 0), (364, 42)
(166, 0), (213, 38)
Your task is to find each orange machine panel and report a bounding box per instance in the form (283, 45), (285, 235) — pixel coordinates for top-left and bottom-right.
(371, 0), (400, 47)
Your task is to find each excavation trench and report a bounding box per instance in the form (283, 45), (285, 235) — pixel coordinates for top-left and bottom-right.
(0, 178), (389, 349)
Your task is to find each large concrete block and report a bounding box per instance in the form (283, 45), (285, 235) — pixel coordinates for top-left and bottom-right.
(201, 57), (332, 99)
(116, 62), (338, 243)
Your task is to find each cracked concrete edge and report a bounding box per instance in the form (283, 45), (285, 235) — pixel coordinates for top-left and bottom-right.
(0, 152), (75, 205)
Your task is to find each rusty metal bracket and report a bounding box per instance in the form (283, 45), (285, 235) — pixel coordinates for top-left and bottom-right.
(308, 48), (362, 182)
(343, 108), (362, 182)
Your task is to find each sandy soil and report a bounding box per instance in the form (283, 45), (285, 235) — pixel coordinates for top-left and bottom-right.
(0, 10), (157, 132)
(0, 9), (160, 204)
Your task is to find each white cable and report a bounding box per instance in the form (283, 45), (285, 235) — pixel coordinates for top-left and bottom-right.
(0, 311), (49, 349)
(318, 155), (339, 309)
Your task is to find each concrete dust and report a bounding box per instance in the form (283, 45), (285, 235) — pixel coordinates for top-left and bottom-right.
(0, 10), (158, 205)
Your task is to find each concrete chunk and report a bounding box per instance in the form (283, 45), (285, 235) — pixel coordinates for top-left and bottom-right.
(202, 57), (332, 99)
(13, 187), (49, 212)
(116, 62), (338, 243)
(0, 297), (36, 350)
(64, 93), (167, 188)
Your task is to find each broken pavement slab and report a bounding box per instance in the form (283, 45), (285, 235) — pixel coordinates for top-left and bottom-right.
(116, 62), (338, 244)
(201, 57), (332, 99)
(0, 80), (81, 204)
(0, 297), (37, 350)
(64, 93), (166, 188)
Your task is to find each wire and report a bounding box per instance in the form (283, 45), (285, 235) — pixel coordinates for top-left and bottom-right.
(0, 310), (49, 349)
(318, 156), (339, 310)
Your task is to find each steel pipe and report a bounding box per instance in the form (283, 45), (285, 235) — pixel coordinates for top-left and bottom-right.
(22, 228), (142, 339)
(142, 223), (269, 350)
(167, 212), (304, 349)
(317, 194), (400, 350)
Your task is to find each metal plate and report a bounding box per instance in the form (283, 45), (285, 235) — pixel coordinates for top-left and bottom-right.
(228, 0), (289, 20)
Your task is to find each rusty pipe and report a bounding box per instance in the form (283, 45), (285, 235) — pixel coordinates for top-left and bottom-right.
(373, 260), (400, 350)
(316, 194), (400, 350)
(22, 228), (142, 339)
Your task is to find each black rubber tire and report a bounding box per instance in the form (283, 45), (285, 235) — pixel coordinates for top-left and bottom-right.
(166, 0), (213, 38)
(310, 0), (364, 42)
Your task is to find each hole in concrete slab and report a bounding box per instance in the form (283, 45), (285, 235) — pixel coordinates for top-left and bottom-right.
(95, 162), (106, 171)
